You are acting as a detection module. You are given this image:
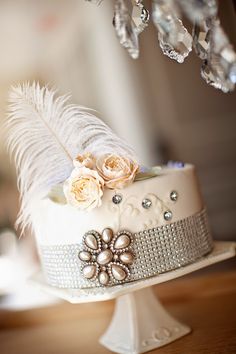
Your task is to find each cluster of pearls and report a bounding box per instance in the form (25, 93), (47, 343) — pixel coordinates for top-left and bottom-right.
(79, 228), (134, 286)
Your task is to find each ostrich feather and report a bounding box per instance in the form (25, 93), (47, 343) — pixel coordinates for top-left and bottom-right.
(5, 82), (136, 233)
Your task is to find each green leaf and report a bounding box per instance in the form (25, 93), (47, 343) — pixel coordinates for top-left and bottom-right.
(47, 184), (67, 204)
(134, 166), (162, 182)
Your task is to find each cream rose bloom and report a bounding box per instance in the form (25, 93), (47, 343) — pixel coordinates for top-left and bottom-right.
(96, 154), (139, 189)
(73, 152), (95, 169)
(63, 167), (104, 211)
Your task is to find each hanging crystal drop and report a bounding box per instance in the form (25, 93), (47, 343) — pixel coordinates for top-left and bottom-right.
(131, 0), (149, 35)
(201, 59), (234, 93)
(113, 0), (149, 59)
(152, 0), (192, 63)
(113, 0), (139, 59)
(193, 19), (211, 60)
(229, 63), (236, 84)
(200, 18), (236, 92)
(177, 0), (218, 24)
(213, 22), (236, 84)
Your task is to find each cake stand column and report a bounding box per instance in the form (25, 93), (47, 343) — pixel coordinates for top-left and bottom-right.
(100, 286), (191, 354)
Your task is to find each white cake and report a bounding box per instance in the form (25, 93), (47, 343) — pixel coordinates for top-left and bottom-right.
(33, 164), (213, 289)
(6, 84), (213, 290)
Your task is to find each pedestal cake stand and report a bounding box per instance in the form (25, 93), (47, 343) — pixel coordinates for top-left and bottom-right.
(32, 241), (235, 354)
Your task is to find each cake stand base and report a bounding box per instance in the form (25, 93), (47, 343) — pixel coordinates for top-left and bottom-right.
(31, 241), (235, 354)
(100, 287), (190, 354)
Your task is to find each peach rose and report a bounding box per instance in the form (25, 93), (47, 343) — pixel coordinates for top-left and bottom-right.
(73, 152), (95, 169)
(63, 167), (104, 211)
(96, 154), (139, 189)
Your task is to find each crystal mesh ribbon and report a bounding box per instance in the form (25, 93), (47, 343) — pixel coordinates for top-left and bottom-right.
(39, 208), (213, 289)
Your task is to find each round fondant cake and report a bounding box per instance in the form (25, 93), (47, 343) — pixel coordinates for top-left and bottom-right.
(6, 83), (213, 290)
(32, 164), (213, 289)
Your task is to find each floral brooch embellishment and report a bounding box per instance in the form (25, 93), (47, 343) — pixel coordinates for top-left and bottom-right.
(78, 228), (134, 286)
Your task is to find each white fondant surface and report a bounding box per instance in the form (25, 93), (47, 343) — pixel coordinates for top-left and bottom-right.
(31, 164), (204, 246)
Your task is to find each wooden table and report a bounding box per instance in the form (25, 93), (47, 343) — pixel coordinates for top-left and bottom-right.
(0, 258), (236, 354)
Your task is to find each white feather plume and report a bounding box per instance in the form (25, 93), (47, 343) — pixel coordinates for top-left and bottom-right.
(5, 82), (136, 233)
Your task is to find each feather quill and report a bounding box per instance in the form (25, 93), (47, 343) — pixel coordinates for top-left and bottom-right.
(5, 82), (136, 233)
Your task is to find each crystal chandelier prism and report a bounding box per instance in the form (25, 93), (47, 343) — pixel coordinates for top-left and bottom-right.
(86, 0), (236, 93)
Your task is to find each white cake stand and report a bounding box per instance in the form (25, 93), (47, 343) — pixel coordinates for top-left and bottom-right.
(32, 241), (235, 354)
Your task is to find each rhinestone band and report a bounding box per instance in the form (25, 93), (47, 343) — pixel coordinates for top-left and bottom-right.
(39, 208), (213, 289)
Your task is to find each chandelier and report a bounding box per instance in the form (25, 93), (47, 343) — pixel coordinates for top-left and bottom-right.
(87, 0), (236, 93)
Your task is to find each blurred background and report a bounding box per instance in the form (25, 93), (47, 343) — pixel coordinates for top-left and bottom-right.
(0, 0), (235, 330)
